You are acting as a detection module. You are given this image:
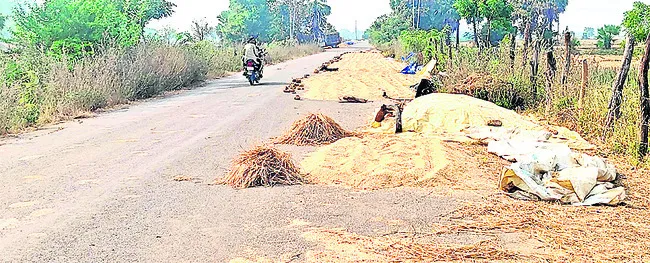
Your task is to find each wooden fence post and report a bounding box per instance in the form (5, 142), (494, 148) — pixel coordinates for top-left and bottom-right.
(579, 59), (588, 111)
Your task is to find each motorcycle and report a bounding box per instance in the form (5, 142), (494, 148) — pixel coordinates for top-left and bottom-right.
(243, 59), (261, 85)
(243, 50), (268, 86)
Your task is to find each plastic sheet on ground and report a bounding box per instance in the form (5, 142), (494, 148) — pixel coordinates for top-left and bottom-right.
(495, 140), (624, 206)
(400, 62), (419, 74)
(415, 59), (437, 78)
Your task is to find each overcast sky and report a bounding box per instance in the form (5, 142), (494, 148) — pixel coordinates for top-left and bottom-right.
(3, 0), (649, 34)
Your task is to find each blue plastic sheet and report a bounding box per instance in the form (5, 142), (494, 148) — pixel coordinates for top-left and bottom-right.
(401, 52), (415, 62)
(400, 62), (418, 74)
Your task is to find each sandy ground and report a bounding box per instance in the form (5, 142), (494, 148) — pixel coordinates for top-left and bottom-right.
(0, 43), (496, 262)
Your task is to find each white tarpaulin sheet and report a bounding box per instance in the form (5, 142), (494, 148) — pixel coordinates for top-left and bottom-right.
(493, 140), (624, 206)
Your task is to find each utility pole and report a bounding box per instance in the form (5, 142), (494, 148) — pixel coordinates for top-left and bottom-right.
(355, 20), (358, 40)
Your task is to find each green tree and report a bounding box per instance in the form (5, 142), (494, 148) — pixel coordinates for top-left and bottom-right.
(308, 0), (332, 39)
(582, 27), (595, 39)
(0, 14), (6, 32)
(217, 0), (332, 43)
(116, 0), (176, 33)
(623, 1), (650, 41)
(597, 25), (621, 49)
(478, 0), (513, 45)
(217, 0), (276, 42)
(366, 13), (411, 45)
(12, 0), (175, 58)
(454, 0), (482, 46)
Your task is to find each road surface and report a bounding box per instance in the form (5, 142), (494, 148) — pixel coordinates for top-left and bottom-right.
(0, 44), (461, 262)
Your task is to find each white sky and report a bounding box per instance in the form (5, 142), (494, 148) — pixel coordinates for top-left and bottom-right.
(142, 0), (650, 33)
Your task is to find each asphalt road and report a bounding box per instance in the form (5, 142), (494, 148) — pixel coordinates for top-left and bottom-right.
(0, 43), (462, 262)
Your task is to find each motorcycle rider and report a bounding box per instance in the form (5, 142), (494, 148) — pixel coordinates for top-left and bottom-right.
(242, 36), (265, 78)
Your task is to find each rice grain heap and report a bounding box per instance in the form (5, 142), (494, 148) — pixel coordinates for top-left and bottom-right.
(276, 113), (352, 146)
(221, 146), (303, 188)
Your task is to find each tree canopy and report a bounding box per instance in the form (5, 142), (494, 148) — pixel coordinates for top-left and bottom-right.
(582, 27), (595, 39)
(0, 14), (6, 32)
(12, 0), (175, 58)
(216, 0), (335, 43)
(623, 1), (650, 41)
(597, 25), (621, 49)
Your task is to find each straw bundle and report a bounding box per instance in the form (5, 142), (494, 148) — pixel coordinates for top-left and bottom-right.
(221, 146), (303, 188)
(276, 113), (352, 146)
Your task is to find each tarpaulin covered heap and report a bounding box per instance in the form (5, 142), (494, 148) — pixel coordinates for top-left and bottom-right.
(474, 127), (625, 206)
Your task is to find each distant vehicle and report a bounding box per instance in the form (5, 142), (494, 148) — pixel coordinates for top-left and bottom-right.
(243, 49), (268, 86)
(321, 33), (341, 48)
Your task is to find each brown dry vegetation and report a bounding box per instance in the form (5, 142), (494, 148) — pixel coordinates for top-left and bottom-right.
(220, 146), (304, 188)
(275, 113), (353, 146)
(435, 41), (649, 166)
(0, 42), (321, 135)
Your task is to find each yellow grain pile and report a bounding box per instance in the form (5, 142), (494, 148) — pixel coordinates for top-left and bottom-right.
(301, 133), (447, 189)
(303, 52), (418, 101)
(300, 133), (506, 190)
(402, 93), (539, 134)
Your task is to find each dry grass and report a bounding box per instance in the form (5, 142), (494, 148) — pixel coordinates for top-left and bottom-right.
(301, 228), (528, 262)
(432, 158), (650, 261)
(275, 113), (353, 146)
(0, 42), (322, 135)
(220, 146), (304, 188)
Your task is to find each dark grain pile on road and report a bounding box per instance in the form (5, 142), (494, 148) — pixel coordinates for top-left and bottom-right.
(302, 51), (418, 101)
(275, 113), (353, 146)
(220, 146), (303, 188)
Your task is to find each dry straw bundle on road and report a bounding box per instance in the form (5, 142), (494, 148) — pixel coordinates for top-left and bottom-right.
(276, 113), (353, 146)
(221, 146), (303, 188)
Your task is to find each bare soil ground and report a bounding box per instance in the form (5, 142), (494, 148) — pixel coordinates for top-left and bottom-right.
(1, 42), (646, 262)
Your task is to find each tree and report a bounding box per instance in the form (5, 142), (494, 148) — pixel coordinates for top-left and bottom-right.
(366, 13), (411, 44)
(309, 0), (332, 40)
(0, 14), (6, 32)
(582, 27), (595, 39)
(116, 0), (176, 31)
(13, 0), (134, 58)
(478, 0), (513, 46)
(454, 0), (482, 47)
(597, 25), (621, 49)
(190, 19), (214, 42)
(217, 0), (333, 43)
(217, 0), (276, 43)
(12, 0), (175, 58)
(623, 1), (650, 41)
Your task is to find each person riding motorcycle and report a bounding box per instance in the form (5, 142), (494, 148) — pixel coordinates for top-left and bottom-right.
(242, 36), (265, 78)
